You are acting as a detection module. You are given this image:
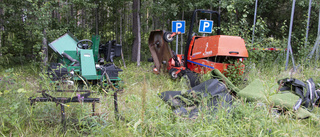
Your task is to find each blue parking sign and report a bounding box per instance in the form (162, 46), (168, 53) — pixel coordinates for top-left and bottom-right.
(172, 21), (185, 33)
(199, 20), (213, 33)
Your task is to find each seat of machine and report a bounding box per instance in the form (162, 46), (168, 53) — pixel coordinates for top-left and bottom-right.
(80, 50), (97, 77)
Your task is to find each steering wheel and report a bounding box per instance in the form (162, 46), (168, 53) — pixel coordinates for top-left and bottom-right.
(77, 39), (93, 49)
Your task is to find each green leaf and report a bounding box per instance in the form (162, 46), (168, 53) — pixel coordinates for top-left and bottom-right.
(17, 88), (26, 93)
(4, 90), (10, 94)
(243, 14), (247, 18)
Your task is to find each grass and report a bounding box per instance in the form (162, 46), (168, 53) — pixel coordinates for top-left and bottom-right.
(1, 60), (320, 136)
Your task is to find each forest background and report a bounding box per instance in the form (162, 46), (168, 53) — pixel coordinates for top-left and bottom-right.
(0, 0), (319, 66)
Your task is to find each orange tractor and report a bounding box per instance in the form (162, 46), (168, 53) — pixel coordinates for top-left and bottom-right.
(149, 9), (248, 86)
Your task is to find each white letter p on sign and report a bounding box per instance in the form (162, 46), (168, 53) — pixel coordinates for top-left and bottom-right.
(176, 23), (182, 32)
(203, 22), (210, 31)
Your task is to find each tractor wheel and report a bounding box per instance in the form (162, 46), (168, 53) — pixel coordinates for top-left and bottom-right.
(163, 32), (174, 42)
(169, 68), (179, 80)
(183, 71), (201, 88)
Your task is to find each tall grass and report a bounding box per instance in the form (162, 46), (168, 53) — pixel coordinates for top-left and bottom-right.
(1, 61), (320, 136)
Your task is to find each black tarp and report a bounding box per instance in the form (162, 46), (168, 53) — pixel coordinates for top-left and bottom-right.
(160, 79), (233, 118)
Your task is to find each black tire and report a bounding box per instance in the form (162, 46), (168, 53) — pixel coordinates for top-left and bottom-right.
(163, 32), (174, 42)
(183, 70), (201, 88)
(169, 68), (179, 80)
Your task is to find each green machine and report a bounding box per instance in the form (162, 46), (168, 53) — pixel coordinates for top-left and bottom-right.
(29, 33), (123, 130)
(47, 33), (122, 85)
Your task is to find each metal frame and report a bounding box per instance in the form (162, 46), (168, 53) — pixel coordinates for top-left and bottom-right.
(28, 89), (103, 131)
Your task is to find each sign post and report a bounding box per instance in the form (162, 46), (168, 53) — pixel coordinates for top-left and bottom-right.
(172, 21), (185, 54)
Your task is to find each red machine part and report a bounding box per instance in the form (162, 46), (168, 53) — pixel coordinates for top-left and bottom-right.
(165, 35), (248, 76)
(167, 54), (186, 79)
(187, 35), (248, 60)
(183, 35), (248, 74)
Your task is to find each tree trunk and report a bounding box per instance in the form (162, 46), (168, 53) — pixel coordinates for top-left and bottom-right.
(115, 11), (118, 42)
(219, 0), (221, 14)
(95, 0), (99, 35)
(0, 0), (2, 57)
(71, 4), (73, 18)
(120, 9), (123, 46)
(0, 31), (2, 57)
(125, 2), (130, 59)
(132, 0), (141, 66)
(57, 0), (61, 22)
(119, 8), (126, 68)
(77, 10), (81, 26)
(81, 10), (85, 28)
(146, 8), (149, 33)
(42, 29), (48, 66)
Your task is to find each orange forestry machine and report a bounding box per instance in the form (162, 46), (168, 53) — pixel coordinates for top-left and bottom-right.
(148, 9), (248, 84)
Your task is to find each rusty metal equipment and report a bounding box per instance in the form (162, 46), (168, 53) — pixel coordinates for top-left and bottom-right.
(148, 30), (173, 74)
(29, 89), (99, 130)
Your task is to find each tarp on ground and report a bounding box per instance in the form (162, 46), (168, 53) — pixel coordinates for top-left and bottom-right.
(238, 79), (314, 119)
(160, 79), (233, 118)
(160, 68), (318, 119)
(211, 69), (315, 119)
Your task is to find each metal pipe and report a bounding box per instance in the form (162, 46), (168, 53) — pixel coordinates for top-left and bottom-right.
(252, 0), (258, 44)
(176, 35), (178, 54)
(318, 8), (320, 37)
(60, 104), (66, 131)
(92, 101), (95, 116)
(114, 91), (119, 120)
(304, 0), (312, 48)
(315, 36), (320, 63)
(316, 8), (320, 63)
(285, 0), (296, 71)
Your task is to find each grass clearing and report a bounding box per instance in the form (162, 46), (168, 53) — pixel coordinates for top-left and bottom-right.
(1, 61), (320, 136)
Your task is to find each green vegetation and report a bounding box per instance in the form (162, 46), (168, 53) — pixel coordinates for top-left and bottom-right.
(1, 60), (320, 136)
(1, 0), (320, 136)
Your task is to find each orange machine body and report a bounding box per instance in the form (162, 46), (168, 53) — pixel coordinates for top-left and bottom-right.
(182, 35), (248, 74)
